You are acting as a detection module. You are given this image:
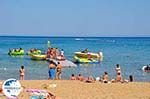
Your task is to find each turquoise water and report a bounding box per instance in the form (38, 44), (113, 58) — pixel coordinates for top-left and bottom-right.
(0, 36), (150, 82)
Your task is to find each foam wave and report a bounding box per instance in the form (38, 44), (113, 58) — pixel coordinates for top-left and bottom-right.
(86, 39), (99, 41)
(75, 38), (84, 41)
(75, 38), (99, 41)
(75, 38), (116, 43)
(106, 40), (115, 43)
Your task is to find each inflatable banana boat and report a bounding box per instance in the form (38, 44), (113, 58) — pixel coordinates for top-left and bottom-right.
(74, 52), (101, 58)
(27, 49), (41, 55)
(8, 49), (24, 55)
(73, 51), (103, 63)
(30, 54), (47, 60)
(73, 56), (99, 63)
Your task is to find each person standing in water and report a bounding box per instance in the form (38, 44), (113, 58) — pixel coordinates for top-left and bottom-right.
(56, 62), (62, 80)
(115, 64), (122, 82)
(48, 61), (56, 80)
(116, 64), (121, 74)
(19, 66), (25, 80)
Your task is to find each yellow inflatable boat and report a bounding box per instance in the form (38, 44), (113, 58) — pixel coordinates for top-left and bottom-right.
(30, 54), (47, 60)
(73, 56), (99, 63)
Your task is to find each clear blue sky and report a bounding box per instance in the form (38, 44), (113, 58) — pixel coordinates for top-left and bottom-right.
(0, 0), (150, 37)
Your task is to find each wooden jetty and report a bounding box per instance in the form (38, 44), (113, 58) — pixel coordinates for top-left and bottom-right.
(46, 58), (77, 67)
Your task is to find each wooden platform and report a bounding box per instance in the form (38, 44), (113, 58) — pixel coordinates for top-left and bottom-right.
(46, 58), (77, 67)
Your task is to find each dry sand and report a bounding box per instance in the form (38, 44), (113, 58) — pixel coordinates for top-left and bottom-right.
(0, 80), (150, 99)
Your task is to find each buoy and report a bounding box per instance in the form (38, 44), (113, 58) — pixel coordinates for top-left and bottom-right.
(47, 41), (51, 47)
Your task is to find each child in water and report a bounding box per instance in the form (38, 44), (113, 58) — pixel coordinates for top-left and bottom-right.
(19, 66), (25, 80)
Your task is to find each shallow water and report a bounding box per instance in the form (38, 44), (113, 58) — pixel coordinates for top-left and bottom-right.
(0, 36), (150, 82)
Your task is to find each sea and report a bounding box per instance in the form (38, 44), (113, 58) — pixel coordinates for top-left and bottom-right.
(0, 36), (150, 82)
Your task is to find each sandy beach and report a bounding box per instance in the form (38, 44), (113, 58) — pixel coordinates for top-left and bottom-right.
(0, 80), (150, 99)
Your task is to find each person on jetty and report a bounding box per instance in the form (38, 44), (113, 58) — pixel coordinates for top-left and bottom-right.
(60, 49), (65, 60)
(51, 48), (54, 58)
(48, 61), (56, 80)
(102, 72), (109, 83)
(77, 74), (84, 81)
(19, 65), (25, 80)
(56, 62), (62, 80)
(47, 47), (51, 58)
(53, 48), (57, 59)
(70, 74), (76, 80)
(56, 48), (59, 58)
(60, 49), (64, 56)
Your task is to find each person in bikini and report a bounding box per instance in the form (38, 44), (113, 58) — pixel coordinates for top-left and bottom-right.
(102, 72), (109, 83)
(47, 47), (51, 58)
(85, 76), (95, 83)
(116, 64), (121, 74)
(19, 65), (25, 80)
(70, 74), (76, 80)
(77, 74), (84, 81)
(116, 72), (122, 82)
(56, 62), (62, 80)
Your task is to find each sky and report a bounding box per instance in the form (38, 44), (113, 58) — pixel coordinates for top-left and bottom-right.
(0, 0), (150, 37)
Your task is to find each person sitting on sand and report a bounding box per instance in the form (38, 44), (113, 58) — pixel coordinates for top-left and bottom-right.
(70, 74), (76, 80)
(46, 92), (56, 99)
(85, 76), (95, 83)
(116, 72), (122, 82)
(19, 65), (25, 80)
(102, 72), (109, 83)
(77, 74), (84, 81)
(48, 61), (56, 80)
(56, 62), (62, 80)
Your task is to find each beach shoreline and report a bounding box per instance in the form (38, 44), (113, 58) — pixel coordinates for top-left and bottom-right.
(0, 80), (150, 99)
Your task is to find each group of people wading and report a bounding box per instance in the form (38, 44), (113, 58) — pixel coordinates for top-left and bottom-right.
(48, 61), (62, 80)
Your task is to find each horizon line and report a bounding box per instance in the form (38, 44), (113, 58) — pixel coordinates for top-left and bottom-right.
(0, 35), (150, 38)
